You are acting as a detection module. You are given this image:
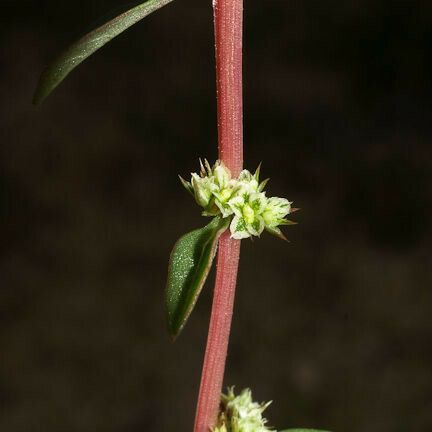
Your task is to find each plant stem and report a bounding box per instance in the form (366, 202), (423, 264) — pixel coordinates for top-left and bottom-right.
(193, 235), (241, 432)
(213, 0), (244, 173)
(193, 0), (243, 431)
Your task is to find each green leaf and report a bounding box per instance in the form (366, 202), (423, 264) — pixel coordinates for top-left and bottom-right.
(34, 0), (175, 104)
(166, 217), (229, 339)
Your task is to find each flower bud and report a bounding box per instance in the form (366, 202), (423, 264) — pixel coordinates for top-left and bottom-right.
(214, 388), (272, 432)
(191, 173), (214, 208)
(262, 197), (291, 228)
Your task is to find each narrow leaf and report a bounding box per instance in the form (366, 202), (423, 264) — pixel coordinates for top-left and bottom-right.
(166, 217), (229, 339)
(34, 0), (175, 104)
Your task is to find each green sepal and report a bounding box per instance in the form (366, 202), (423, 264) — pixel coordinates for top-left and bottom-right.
(258, 178), (270, 192)
(166, 216), (229, 339)
(34, 0), (175, 104)
(179, 175), (194, 197)
(254, 162), (262, 181)
(278, 219), (297, 226)
(265, 226), (288, 241)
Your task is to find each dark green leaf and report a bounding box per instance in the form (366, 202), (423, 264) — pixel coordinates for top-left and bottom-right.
(34, 0), (175, 104)
(166, 217), (229, 339)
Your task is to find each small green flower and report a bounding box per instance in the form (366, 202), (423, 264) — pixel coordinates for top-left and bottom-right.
(182, 160), (239, 217)
(210, 160), (249, 218)
(237, 165), (268, 193)
(214, 388), (272, 432)
(262, 197), (295, 240)
(229, 191), (267, 239)
(213, 161), (231, 189)
(180, 159), (296, 240)
(237, 169), (259, 191)
(191, 173), (217, 208)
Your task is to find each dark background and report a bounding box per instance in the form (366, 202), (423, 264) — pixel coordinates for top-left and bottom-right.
(2, 1), (432, 431)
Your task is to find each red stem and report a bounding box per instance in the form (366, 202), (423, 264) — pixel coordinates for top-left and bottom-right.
(193, 235), (241, 432)
(193, 0), (243, 431)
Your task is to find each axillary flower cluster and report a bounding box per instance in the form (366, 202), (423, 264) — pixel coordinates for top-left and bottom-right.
(180, 160), (296, 240)
(213, 388), (273, 432)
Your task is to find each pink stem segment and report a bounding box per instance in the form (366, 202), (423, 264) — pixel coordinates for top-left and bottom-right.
(193, 234), (241, 432)
(214, 0), (244, 174)
(193, 0), (244, 431)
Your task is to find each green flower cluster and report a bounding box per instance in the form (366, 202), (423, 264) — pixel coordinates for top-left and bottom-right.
(213, 388), (273, 432)
(180, 160), (296, 240)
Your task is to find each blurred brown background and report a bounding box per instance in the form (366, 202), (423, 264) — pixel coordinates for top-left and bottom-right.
(1, 1), (432, 431)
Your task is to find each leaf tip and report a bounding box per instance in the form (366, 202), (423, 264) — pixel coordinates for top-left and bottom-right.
(169, 329), (179, 342)
(33, 69), (54, 105)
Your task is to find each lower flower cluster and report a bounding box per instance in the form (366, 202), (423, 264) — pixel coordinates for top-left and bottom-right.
(180, 160), (296, 240)
(213, 388), (273, 432)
